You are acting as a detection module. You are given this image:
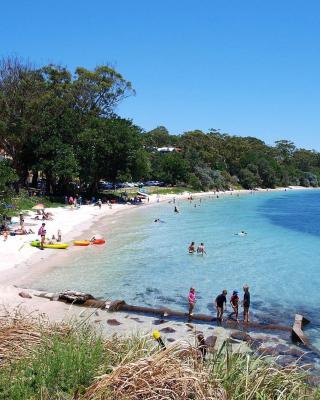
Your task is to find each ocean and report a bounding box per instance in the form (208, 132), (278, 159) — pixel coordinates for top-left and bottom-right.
(30, 189), (320, 347)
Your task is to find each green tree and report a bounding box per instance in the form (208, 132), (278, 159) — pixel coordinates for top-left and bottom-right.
(77, 118), (148, 191)
(0, 160), (17, 214)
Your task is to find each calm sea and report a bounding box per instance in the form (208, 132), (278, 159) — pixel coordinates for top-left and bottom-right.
(30, 189), (320, 347)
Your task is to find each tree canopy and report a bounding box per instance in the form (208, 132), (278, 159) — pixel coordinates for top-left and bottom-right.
(1, 56), (320, 201)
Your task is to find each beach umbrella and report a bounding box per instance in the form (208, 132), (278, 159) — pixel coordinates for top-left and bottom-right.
(32, 203), (45, 210)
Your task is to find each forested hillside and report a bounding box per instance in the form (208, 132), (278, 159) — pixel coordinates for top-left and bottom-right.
(1, 57), (320, 210)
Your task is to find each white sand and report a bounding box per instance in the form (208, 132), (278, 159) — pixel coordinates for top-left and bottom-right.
(0, 185), (315, 344)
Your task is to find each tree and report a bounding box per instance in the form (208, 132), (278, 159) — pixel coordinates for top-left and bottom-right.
(0, 58), (135, 190)
(238, 168), (262, 189)
(151, 152), (189, 185)
(142, 126), (171, 149)
(0, 160), (17, 214)
(77, 118), (148, 191)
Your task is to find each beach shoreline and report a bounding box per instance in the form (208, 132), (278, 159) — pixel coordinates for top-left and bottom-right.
(0, 185), (319, 358)
(0, 185), (317, 289)
(0, 185), (312, 288)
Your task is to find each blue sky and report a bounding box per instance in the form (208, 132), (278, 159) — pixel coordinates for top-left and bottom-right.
(1, 0), (320, 149)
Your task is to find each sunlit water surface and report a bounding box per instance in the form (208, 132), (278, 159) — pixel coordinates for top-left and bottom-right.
(30, 190), (320, 347)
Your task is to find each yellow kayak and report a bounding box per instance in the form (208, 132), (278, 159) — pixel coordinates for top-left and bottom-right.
(31, 241), (69, 249)
(74, 241), (90, 246)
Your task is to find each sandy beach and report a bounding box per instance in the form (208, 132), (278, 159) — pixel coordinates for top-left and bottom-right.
(0, 185), (315, 351)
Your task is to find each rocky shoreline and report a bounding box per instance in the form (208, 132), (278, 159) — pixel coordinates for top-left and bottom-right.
(14, 288), (319, 375)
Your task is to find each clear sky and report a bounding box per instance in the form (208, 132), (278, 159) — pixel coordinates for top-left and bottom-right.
(1, 0), (320, 149)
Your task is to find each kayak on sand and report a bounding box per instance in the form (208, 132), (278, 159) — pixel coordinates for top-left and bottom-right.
(74, 241), (90, 246)
(30, 241), (69, 249)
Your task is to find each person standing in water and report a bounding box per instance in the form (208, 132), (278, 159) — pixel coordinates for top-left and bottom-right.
(188, 241), (195, 254)
(197, 243), (206, 255)
(230, 290), (240, 321)
(242, 284), (250, 323)
(174, 206), (179, 213)
(188, 287), (196, 321)
(215, 290), (227, 322)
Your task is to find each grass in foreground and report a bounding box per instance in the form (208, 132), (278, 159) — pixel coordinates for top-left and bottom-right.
(0, 311), (319, 400)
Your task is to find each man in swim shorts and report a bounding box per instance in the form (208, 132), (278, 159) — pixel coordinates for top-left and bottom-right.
(242, 284), (250, 322)
(215, 289), (227, 322)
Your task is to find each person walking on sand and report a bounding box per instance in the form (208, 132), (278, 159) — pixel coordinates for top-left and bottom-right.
(230, 290), (240, 321)
(197, 242), (206, 255)
(242, 284), (251, 323)
(188, 287), (196, 321)
(38, 223), (46, 250)
(188, 241), (195, 254)
(215, 289), (227, 322)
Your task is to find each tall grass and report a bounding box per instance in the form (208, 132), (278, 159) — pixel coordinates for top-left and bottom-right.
(0, 314), (319, 400)
(0, 324), (104, 400)
(207, 341), (315, 400)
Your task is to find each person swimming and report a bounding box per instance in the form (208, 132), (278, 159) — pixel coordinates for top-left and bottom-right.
(188, 241), (195, 254)
(197, 243), (206, 255)
(235, 231), (247, 236)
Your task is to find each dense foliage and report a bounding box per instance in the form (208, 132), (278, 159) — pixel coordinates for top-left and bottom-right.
(1, 56), (320, 202)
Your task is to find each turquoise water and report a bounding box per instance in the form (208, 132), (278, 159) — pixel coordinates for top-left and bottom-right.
(31, 190), (320, 346)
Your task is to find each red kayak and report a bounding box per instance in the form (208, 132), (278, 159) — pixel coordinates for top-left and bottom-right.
(91, 239), (106, 245)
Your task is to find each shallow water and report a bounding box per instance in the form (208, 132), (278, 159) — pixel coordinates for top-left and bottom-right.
(30, 190), (320, 347)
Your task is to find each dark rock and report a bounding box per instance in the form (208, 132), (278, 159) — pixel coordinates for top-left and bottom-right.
(167, 338), (175, 343)
(160, 326), (176, 333)
(286, 347), (306, 358)
(153, 319), (166, 325)
(306, 375), (320, 387)
(59, 291), (94, 304)
(18, 291), (32, 299)
(108, 300), (126, 312)
(186, 323), (194, 329)
(107, 319), (121, 326)
(130, 317), (143, 323)
(250, 339), (263, 350)
(257, 346), (277, 356)
(230, 330), (252, 342)
(274, 344), (290, 355)
(277, 355), (297, 367)
(205, 335), (217, 350)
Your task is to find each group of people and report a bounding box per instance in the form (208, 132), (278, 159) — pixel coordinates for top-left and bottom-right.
(38, 223), (62, 249)
(188, 241), (206, 255)
(188, 285), (251, 323)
